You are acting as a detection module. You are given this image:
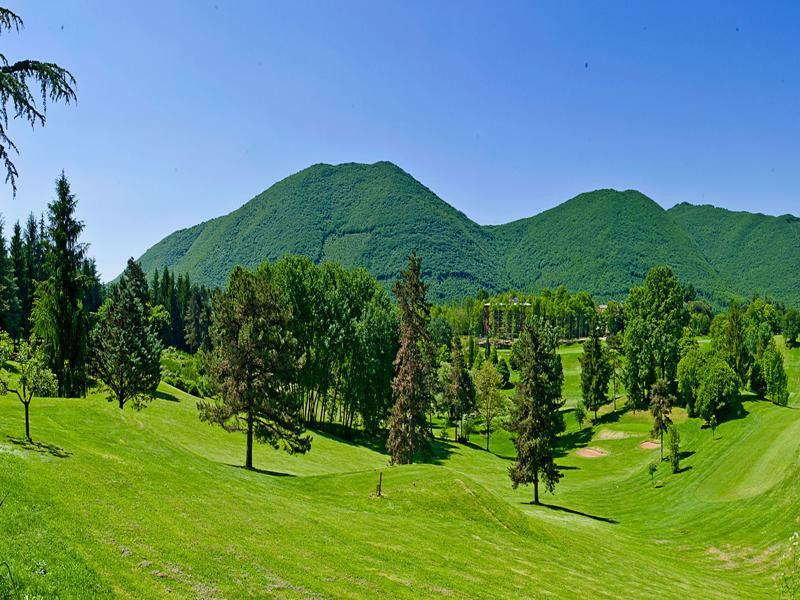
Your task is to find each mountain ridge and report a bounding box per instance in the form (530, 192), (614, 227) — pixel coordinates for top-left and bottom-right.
(135, 161), (799, 305)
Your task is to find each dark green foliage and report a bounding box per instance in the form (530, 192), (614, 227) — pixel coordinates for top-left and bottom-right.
(761, 340), (789, 406)
(489, 344), (498, 364)
(669, 203), (800, 309)
(0, 7), (77, 194)
(32, 173), (89, 397)
(429, 315), (453, 350)
(198, 264), (309, 470)
(580, 323), (611, 419)
(387, 252), (435, 464)
(574, 400), (587, 429)
(508, 316), (564, 504)
(442, 337), (476, 442)
(135, 163), (800, 306)
(783, 308), (800, 348)
(669, 425), (681, 474)
(497, 357), (510, 388)
(0, 219), (20, 337)
(677, 347), (706, 416)
(89, 259), (162, 410)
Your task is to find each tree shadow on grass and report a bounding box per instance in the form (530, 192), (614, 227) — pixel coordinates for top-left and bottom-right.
(312, 429), (389, 456)
(155, 389), (181, 403)
(227, 464), (295, 477)
(528, 501), (618, 524)
(555, 427), (593, 458)
(6, 436), (71, 458)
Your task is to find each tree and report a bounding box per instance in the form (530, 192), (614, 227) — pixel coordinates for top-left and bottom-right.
(668, 425), (681, 474)
(783, 308), (800, 348)
(89, 259), (161, 410)
(508, 316), (565, 504)
(580, 322), (611, 420)
(761, 340), (789, 406)
(198, 264), (309, 470)
(677, 347), (706, 416)
(474, 360), (506, 452)
(387, 252), (435, 465)
(574, 400), (587, 429)
(442, 337), (475, 441)
(623, 267), (688, 410)
(696, 356), (739, 424)
(709, 415), (717, 440)
(489, 344), (498, 365)
(649, 379), (673, 461)
(32, 173), (89, 397)
(647, 462), (658, 486)
(0, 219), (20, 337)
(496, 357), (511, 388)
(711, 301), (750, 385)
(0, 332), (56, 441)
(0, 7), (77, 194)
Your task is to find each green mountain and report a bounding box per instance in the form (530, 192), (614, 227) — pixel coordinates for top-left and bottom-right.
(668, 203), (800, 304)
(136, 161), (800, 305)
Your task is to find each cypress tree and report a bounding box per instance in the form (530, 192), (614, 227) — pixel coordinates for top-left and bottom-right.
(580, 322), (612, 420)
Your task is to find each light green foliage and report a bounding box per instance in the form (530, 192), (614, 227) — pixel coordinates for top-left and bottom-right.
(761, 340), (789, 406)
(496, 357), (510, 388)
(623, 266), (688, 410)
(474, 361), (506, 451)
(677, 347), (707, 416)
(0, 333), (57, 440)
(650, 379), (674, 461)
(696, 356), (740, 423)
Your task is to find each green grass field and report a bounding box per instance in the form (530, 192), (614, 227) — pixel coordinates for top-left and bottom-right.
(1, 339), (798, 598)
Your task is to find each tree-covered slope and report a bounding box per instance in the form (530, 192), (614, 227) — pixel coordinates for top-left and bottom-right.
(137, 162), (504, 301)
(136, 162), (800, 305)
(668, 203), (800, 304)
(492, 189), (724, 300)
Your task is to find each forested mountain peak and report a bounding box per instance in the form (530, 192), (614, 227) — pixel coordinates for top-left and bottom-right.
(135, 162), (800, 305)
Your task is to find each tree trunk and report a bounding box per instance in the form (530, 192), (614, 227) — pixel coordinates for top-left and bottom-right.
(24, 401), (30, 441)
(660, 430), (664, 461)
(118, 396), (125, 410)
(533, 474), (540, 505)
(245, 412), (254, 469)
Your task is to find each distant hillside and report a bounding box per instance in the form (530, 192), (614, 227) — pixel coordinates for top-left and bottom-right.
(136, 162), (800, 305)
(668, 203), (800, 304)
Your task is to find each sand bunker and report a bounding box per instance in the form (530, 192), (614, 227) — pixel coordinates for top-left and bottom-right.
(576, 447), (608, 458)
(639, 440), (660, 450)
(596, 430), (638, 440)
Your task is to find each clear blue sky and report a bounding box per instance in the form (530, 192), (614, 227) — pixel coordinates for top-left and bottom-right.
(0, 0), (797, 279)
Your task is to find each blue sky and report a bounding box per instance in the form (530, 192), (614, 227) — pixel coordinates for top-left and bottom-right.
(0, 0), (797, 279)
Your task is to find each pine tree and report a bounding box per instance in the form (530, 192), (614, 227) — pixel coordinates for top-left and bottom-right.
(198, 264), (309, 469)
(387, 252), (435, 464)
(442, 336), (475, 441)
(9, 221), (27, 334)
(0, 219), (21, 338)
(580, 322), (612, 420)
(509, 316), (565, 504)
(32, 173), (89, 397)
(90, 259), (161, 410)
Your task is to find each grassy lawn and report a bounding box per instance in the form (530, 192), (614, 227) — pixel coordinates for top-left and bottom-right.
(0, 340), (798, 598)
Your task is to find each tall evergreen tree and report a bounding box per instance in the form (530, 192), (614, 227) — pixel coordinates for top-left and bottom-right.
(580, 321), (612, 420)
(32, 173), (89, 397)
(0, 219), (21, 337)
(387, 252), (435, 464)
(508, 316), (565, 505)
(443, 336), (475, 441)
(198, 264), (309, 470)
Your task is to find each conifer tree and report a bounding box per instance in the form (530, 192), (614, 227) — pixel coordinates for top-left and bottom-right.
(580, 321), (612, 420)
(90, 259), (161, 410)
(32, 173), (89, 397)
(443, 336), (475, 441)
(387, 252), (435, 464)
(0, 219), (20, 337)
(199, 264), (309, 470)
(509, 316), (565, 504)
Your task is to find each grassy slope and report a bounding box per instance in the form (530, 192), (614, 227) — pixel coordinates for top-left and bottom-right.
(668, 203), (800, 304)
(135, 163), (800, 305)
(3, 341), (800, 598)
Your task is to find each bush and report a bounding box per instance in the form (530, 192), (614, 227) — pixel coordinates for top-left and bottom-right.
(669, 426), (681, 474)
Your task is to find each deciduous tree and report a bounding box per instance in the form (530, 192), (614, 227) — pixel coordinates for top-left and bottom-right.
(649, 379), (673, 461)
(474, 360), (506, 452)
